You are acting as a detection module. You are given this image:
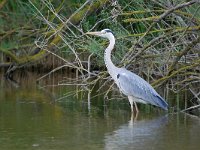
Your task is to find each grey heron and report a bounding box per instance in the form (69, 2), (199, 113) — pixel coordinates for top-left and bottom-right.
(86, 29), (168, 113)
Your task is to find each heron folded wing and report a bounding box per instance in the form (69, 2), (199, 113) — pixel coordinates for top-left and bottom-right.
(116, 68), (168, 110)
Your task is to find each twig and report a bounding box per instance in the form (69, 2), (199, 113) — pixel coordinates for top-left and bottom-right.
(181, 104), (200, 112)
(169, 36), (200, 74)
(152, 59), (200, 87)
(123, 0), (197, 62)
(189, 88), (200, 102)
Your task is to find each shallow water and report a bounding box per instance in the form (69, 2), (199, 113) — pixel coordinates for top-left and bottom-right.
(0, 75), (200, 150)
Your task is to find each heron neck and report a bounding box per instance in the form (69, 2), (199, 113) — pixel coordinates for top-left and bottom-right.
(104, 36), (117, 77)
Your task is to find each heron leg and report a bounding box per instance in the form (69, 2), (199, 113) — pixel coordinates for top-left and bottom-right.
(134, 101), (139, 113)
(128, 96), (134, 113)
(128, 96), (139, 114)
(130, 111), (138, 123)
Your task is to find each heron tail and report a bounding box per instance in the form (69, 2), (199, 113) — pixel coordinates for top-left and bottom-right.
(154, 95), (168, 111)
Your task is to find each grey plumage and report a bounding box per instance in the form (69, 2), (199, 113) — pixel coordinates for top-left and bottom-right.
(86, 29), (168, 112)
(116, 68), (168, 110)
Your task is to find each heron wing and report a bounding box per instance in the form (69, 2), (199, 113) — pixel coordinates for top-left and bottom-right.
(116, 68), (168, 110)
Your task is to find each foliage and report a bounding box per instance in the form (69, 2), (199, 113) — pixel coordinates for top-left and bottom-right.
(0, 0), (200, 112)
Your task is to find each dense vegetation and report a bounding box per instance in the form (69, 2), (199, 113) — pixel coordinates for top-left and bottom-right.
(0, 0), (200, 113)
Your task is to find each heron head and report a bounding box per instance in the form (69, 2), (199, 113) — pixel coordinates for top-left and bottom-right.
(86, 29), (114, 39)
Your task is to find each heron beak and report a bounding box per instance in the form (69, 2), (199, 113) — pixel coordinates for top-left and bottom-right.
(86, 31), (101, 36)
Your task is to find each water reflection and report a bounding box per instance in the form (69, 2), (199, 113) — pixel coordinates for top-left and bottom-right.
(104, 113), (200, 150)
(104, 114), (168, 150)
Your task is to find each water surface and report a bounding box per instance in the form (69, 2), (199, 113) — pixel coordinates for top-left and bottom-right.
(0, 75), (200, 150)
